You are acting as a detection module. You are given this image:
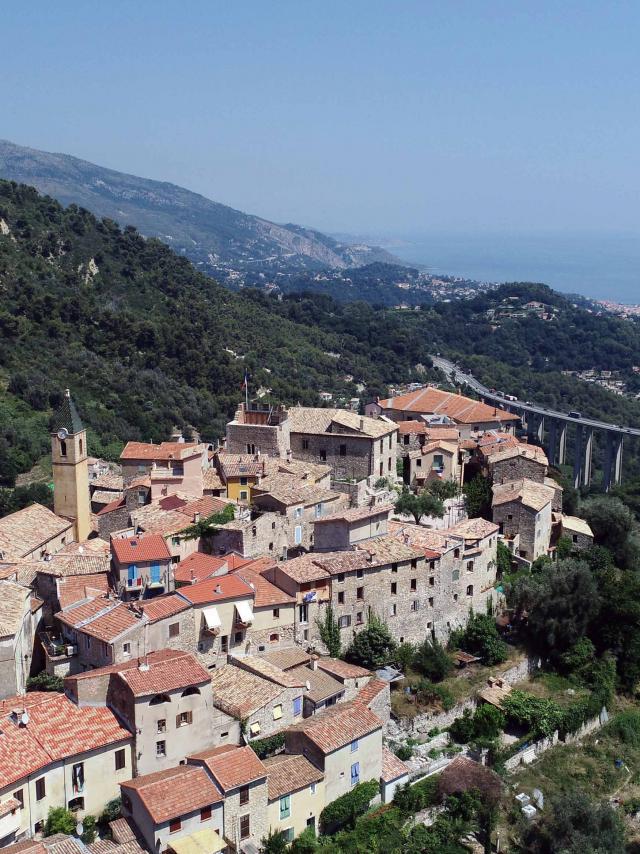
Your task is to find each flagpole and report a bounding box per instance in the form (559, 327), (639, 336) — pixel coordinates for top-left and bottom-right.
(245, 371), (249, 410)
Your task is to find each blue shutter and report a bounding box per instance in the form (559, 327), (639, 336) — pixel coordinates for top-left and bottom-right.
(150, 562), (161, 583)
(127, 564), (137, 583)
(351, 762), (360, 786)
(293, 696), (302, 716)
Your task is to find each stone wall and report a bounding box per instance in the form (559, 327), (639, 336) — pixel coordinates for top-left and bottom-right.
(226, 420), (291, 459)
(491, 457), (546, 485)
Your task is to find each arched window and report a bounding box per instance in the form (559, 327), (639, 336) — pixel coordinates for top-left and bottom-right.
(60, 439), (67, 457)
(466, 585), (473, 596)
(149, 693), (171, 706)
(79, 438), (83, 455)
(181, 686), (200, 697)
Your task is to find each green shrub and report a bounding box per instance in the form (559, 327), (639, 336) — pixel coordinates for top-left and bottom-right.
(345, 611), (396, 669)
(249, 732), (285, 759)
(450, 704), (505, 744)
(394, 744), (413, 761)
(450, 612), (508, 665)
(393, 777), (438, 815)
(27, 672), (63, 692)
(81, 816), (97, 844)
(413, 637), (453, 682)
(44, 807), (76, 837)
(415, 679), (455, 711)
(319, 779), (379, 834)
(502, 690), (563, 738)
(605, 710), (640, 746)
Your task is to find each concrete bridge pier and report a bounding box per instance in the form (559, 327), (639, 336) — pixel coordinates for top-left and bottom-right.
(603, 433), (623, 492)
(573, 424), (593, 488)
(546, 418), (567, 467)
(528, 412), (545, 445)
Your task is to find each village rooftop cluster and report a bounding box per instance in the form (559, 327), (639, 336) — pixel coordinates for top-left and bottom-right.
(0, 386), (592, 853)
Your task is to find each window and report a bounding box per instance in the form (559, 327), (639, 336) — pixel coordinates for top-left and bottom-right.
(280, 794), (291, 819)
(389, 603), (397, 617)
(169, 622), (180, 638)
(68, 797), (84, 813)
(234, 631), (243, 644)
(72, 762), (84, 794)
(293, 696), (303, 716)
(273, 704), (283, 720)
(356, 611), (364, 625)
(60, 439), (67, 457)
(434, 454), (444, 470)
(411, 558), (417, 569)
(156, 740), (166, 757)
(411, 600), (420, 611)
(115, 749), (126, 771)
(430, 560), (436, 570)
(240, 476), (248, 486)
(391, 563), (398, 573)
(319, 449), (327, 461)
(351, 762), (360, 786)
(337, 573), (345, 583)
(270, 632), (280, 643)
(298, 603), (309, 624)
(429, 597), (434, 607)
(410, 578), (417, 591)
(454, 548), (460, 559)
(269, 542), (273, 550)
(272, 607), (280, 619)
(572, 534), (578, 543)
(150, 693), (170, 706)
(453, 593), (459, 602)
(200, 806), (212, 822)
(389, 434), (393, 449)
(379, 461), (383, 476)
(351, 739), (359, 752)
(339, 444), (347, 457)
(404, 434), (410, 446)
(338, 615), (351, 629)
(302, 439), (309, 450)
(169, 818), (181, 833)
(416, 458), (422, 467)
(240, 815), (250, 840)
(240, 490), (248, 500)
(221, 635), (228, 652)
(157, 719), (166, 733)
(127, 564), (138, 585)
(181, 686), (200, 697)
(429, 576), (434, 587)
(295, 506), (303, 519)
(452, 569), (460, 581)
(123, 642), (131, 656)
(176, 711), (193, 728)
(309, 782), (316, 795)
(390, 582), (397, 595)
(294, 525), (302, 545)
(36, 778), (46, 801)
(13, 789), (23, 809)
(150, 562), (161, 584)
(466, 585), (474, 596)
(239, 785), (250, 806)
(250, 722), (261, 736)
(252, 525), (257, 537)
(356, 568), (363, 579)
(467, 561), (474, 572)
(315, 503), (323, 519)
(356, 586), (364, 600)
(507, 513), (513, 521)
(337, 591), (345, 604)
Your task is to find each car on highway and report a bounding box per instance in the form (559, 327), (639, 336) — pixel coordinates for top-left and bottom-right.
(568, 410), (582, 419)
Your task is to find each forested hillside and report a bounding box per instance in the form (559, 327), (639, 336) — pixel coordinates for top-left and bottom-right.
(0, 181), (423, 485)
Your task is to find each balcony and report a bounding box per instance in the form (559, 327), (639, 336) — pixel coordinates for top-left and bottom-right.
(40, 631), (77, 660)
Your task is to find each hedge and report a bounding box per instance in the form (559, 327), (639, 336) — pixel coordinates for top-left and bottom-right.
(319, 780), (379, 834)
(249, 732), (285, 759)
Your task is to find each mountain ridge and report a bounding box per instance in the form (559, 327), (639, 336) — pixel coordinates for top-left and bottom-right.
(0, 139), (397, 279)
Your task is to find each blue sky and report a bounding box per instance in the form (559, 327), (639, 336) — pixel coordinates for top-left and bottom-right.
(3, 1), (640, 235)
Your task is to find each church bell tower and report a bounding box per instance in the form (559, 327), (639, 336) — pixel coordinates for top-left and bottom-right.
(51, 389), (91, 543)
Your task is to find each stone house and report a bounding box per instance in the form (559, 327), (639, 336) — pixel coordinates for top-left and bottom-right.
(396, 422), (461, 455)
(313, 658), (373, 702)
(65, 649), (237, 775)
(174, 553), (229, 587)
(54, 594), (194, 674)
(210, 509), (290, 561)
(187, 745), (268, 852)
(111, 533), (173, 600)
(492, 479), (555, 561)
(444, 517), (499, 615)
(35, 547), (111, 625)
(262, 556), (333, 647)
(226, 402), (292, 459)
(0, 503), (74, 563)
(214, 453), (264, 504)
(229, 564), (296, 652)
(380, 747), (410, 804)
(487, 444), (548, 485)
(367, 387), (519, 439)
(285, 701), (383, 803)
(252, 475), (348, 552)
(263, 754), (325, 842)
(120, 764), (224, 854)
(210, 660), (305, 741)
(0, 581), (36, 699)
(287, 660), (346, 717)
(404, 440), (462, 489)
(560, 515), (594, 551)
(0, 691), (133, 843)
(120, 441), (207, 497)
(313, 504), (392, 552)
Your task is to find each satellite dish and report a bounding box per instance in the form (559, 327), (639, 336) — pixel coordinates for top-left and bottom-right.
(76, 822), (84, 837)
(20, 711), (29, 726)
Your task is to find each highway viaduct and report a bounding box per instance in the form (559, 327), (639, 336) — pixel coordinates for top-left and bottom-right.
(431, 356), (640, 491)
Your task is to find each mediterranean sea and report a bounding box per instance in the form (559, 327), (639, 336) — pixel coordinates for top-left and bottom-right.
(389, 232), (640, 304)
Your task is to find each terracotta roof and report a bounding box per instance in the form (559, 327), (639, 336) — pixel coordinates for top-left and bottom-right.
(313, 504), (393, 525)
(288, 407), (396, 438)
(353, 533), (423, 564)
(120, 765), (222, 823)
(0, 504), (73, 561)
(446, 518), (499, 540)
(92, 490), (124, 505)
(91, 473), (124, 491)
(397, 422), (461, 440)
(111, 534), (171, 564)
(0, 581), (28, 638)
(36, 551), (111, 577)
(263, 754), (324, 800)
(263, 457), (331, 483)
(269, 554), (331, 585)
(492, 478), (555, 512)
(174, 553), (229, 585)
(188, 745), (267, 791)
(253, 475), (339, 508)
(203, 469), (224, 491)
(261, 648), (312, 670)
(216, 453), (263, 479)
(355, 678), (387, 707)
(316, 658), (371, 681)
(381, 746), (409, 783)
(233, 566), (294, 608)
(56, 600), (140, 643)
(120, 442), (200, 462)
(177, 574), (254, 605)
(130, 505), (190, 537)
(97, 496), (127, 516)
(139, 593), (190, 623)
(240, 556), (279, 575)
(57, 573), (110, 610)
(561, 515), (594, 537)
(177, 495), (234, 522)
(487, 444), (548, 467)
(1, 841), (46, 854)
(388, 519), (462, 557)
(289, 665), (344, 703)
(287, 701), (382, 754)
(225, 553), (253, 570)
(234, 655), (307, 688)
(0, 692), (130, 788)
(66, 650), (210, 697)
(378, 387), (518, 425)
(437, 755), (502, 804)
(209, 664), (282, 718)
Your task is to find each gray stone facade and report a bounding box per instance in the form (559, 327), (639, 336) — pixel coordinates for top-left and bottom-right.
(490, 455), (547, 485)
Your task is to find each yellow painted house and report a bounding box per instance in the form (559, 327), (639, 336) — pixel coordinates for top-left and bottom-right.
(216, 454), (263, 503)
(263, 754), (325, 842)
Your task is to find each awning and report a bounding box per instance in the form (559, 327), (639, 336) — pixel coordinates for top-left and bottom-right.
(236, 600), (254, 624)
(168, 828), (225, 854)
(203, 606), (221, 630)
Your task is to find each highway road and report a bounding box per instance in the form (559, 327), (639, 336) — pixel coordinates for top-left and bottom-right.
(430, 355), (640, 438)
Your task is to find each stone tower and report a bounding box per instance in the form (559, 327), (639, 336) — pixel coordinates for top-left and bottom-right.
(51, 389), (91, 543)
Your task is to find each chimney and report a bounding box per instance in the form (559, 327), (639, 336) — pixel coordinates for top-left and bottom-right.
(286, 448), (292, 463)
(215, 584), (222, 594)
(193, 512), (201, 523)
(359, 418), (364, 431)
(310, 655), (318, 671)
